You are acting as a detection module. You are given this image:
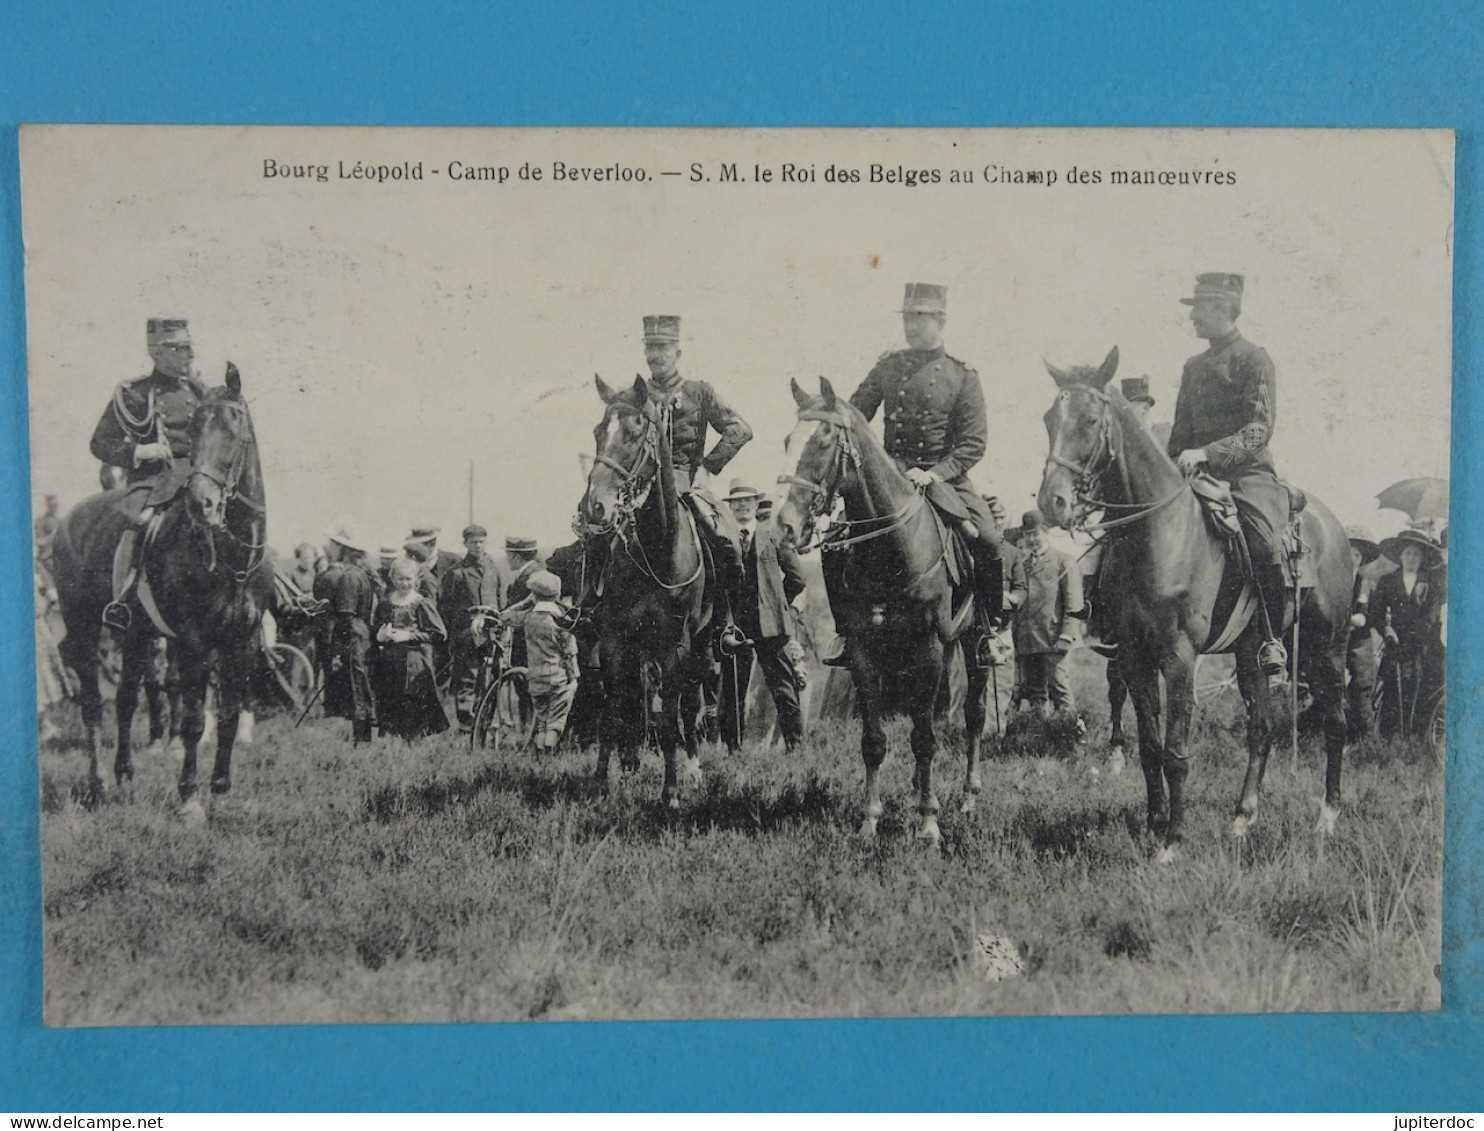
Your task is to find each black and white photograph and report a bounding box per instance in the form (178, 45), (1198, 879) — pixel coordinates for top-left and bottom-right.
(21, 125), (1452, 1025)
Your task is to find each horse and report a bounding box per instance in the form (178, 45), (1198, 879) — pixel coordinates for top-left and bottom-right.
(52, 363), (267, 811)
(775, 378), (990, 844)
(578, 374), (717, 806)
(1036, 348), (1352, 855)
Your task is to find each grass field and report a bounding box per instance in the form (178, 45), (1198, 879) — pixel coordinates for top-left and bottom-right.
(36, 651), (1443, 1026)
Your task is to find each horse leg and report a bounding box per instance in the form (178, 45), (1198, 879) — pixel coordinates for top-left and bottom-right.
(210, 640), (250, 796)
(1307, 631), (1347, 834)
(113, 629), (153, 787)
(1231, 635), (1275, 837)
(961, 637), (989, 813)
(1124, 657), (1166, 838)
(910, 659), (944, 846)
(175, 645), (210, 805)
(1157, 641), (1198, 855)
(853, 648), (887, 838)
(62, 627), (106, 803)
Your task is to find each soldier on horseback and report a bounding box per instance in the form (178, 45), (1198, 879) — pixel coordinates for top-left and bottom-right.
(90, 317), (207, 631)
(1168, 273), (1290, 678)
(574, 314), (753, 652)
(822, 283), (1006, 665)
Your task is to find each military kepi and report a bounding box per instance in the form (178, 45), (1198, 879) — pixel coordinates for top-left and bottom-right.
(642, 315), (681, 343)
(1180, 273), (1244, 305)
(899, 283), (947, 314)
(505, 535), (538, 553)
(147, 318), (190, 346)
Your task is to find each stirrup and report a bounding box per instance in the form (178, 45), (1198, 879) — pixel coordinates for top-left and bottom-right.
(102, 601), (133, 631)
(822, 635), (851, 668)
(717, 624), (752, 657)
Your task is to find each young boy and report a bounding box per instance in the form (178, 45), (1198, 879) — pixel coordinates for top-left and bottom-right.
(500, 570), (579, 752)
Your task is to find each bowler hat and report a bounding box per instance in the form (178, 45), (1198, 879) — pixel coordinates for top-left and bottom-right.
(1021, 509), (1046, 532)
(462, 524), (488, 540)
(724, 478), (763, 502)
(1180, 273), (1244, 305)
(528, 570), (562, 600)
(898, 283), (947, 315)
(1344, 524), (1381, 564)
(1121, 376), (1155, 406)
(642, 315), (681, 344)
(1379, 527), (1441, 567)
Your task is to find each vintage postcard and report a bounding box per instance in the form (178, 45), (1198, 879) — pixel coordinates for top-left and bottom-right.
(21, 126), (1452, 1025)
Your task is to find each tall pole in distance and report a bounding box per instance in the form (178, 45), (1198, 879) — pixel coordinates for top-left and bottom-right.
(468, 459), (474, 527)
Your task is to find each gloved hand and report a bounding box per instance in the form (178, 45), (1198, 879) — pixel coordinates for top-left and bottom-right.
(1384, 627), (1400, 646)
(1350, 612), (1367, 628)
(133, 441), (170, 465)
(1175, 449), (1208, 475)
(905, 467), (938, 489)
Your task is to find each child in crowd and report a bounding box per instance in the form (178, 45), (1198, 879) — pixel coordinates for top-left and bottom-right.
(372, 557), (450, 741)
(500, 570), (579, 752)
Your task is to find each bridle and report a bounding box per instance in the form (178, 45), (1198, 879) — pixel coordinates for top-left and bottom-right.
(584, 399), (661, 536)
(187, 396), (266, 579)
(779, 406), (924, 555)
(1045, 384), (1184, 534)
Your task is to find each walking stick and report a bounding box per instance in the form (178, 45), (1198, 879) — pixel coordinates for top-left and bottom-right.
(990, 654), (1002, 737)
(1290, 573), (1301, 776)
(293, 677), (326, 728)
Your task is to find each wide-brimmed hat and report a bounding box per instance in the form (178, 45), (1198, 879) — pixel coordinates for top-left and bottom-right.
(528, 570), (562, 600)
(326, 523), (367, 554)
(1179, 273), (1244, 305)
(405, 526), (440, 546)
(724, 478), (763, 502)
(642, 315), (681, 344)
(1121, 376), (1155, 406)
(1379, 527), (1441, 567)
(1344, 523), (1381, 564)
(898, 283), (947, 315)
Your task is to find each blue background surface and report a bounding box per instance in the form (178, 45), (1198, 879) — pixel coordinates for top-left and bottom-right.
(1, 0), (1480, 1112)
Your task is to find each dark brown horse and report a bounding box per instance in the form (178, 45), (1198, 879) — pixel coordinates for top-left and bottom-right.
(579, 374), (716, 806)
(52, 364), (267, 811)
(1036, 348), (1351, 856)
(775, 378), (990, 844)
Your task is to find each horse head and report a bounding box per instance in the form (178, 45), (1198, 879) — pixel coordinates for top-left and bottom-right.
(776, 376), (858, 551)
(186, 362), (263, 532)
(1037, 346), (1120, 529)
(580, 373), (663, 533)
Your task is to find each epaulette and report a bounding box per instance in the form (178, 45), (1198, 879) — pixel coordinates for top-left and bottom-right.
(877, 350), (897, 362)
(945, 354), (977, 376)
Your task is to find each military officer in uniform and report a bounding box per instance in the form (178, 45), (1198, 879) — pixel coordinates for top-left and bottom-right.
(91, 318), (209, 630)
(1166, 273), (1288, 672)
(575, 315), (754, 650)
(823, 283), (1006, 665)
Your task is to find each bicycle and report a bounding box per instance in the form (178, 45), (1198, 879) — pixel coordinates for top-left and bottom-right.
(465, 606), (535, 752)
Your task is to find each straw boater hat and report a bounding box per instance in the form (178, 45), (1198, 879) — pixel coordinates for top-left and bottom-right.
(1344, 524), (1381, 565)
(326, 523), (368, 554)
(898, 283), (947, 314)
(1379, 527), (1441, 568)
(723, 478), (763, 502)
(505, 535), (538, 554)
(528, 571), (562, 600)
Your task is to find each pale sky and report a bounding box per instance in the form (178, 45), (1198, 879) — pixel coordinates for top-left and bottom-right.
(21, 127), (1453, 555)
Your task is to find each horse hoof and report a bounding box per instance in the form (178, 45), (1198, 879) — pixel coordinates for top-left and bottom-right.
(177, 798), (207, 826)
(1231, 813), (1254, 839)
(1154, 843), (1179, 865)
(858, 817), (878, 838)
(1315, 803), (1339, 836)
(916, 818), (943, 847)
(959, 796), (976, 816)
(680, 760), (703, 787)
(1107, 749), (1126, 777)
(166, 737), (185, 760)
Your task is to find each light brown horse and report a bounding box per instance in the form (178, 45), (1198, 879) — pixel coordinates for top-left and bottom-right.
(1036, 348), (1351, 856)
(775, 378), (989, 844)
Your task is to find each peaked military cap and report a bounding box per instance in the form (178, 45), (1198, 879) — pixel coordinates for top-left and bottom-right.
(642, 315), (681, 343)
(1180, 273), (1244, 305)
(898, 283), (947, 315)
(505, 535), (538, 553)
(146, 318), (190, 346)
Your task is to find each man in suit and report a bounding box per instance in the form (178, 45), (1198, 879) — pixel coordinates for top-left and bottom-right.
(1011, 509), (1084, 718)
(717, 479), (808, 753)
(404, 525), (460, 684)
(441, 523), (505, 725)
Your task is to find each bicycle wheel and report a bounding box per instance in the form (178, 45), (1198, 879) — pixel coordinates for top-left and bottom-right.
(1427, 693), (1445, 768)
(264, 642), (315, 714)
(1193, 653), (1238, 704)
(472, 668), (534, 752)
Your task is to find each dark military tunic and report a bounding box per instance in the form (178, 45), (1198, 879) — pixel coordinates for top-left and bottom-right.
(1166, 329), (1288, 565)
(90, 369), (207, 511)
(645, 372), (753, 488)
(326, 560), (377, 729)
(850, 346), (993, 530)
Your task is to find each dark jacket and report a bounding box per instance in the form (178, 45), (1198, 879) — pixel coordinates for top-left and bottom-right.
(1369, 566), (1445, 664)
(739, 522), (807, 641)
(1166, 330), (1277, 476)
(646, 372), (752, 477)
(90, 370), (208, 500)
(440, 552), (504, 637)
(850, 347), (987, 484)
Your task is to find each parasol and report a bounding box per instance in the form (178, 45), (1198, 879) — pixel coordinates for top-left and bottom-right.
(1376, 477), (1448, 527)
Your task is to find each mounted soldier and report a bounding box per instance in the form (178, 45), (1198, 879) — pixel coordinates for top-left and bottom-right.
(90, 317), (208, 631)
(575, 314), (753, 651)
(822, 283), (1006, 665)
(1167, 272), (1289, 677)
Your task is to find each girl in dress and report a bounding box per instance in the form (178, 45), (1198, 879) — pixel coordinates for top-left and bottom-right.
(372, 557), (450, 741)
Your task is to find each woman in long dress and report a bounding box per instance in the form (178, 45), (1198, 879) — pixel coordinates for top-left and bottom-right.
(372, 557), (450, 741)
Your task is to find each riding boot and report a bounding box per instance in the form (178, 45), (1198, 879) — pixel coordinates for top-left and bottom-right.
(103, 507), (155, 631)
(1254, 563), (1290, 688)
(819, 542), (853, 667)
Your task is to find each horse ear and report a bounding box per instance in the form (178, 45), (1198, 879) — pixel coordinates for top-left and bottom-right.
(819, 377), (838, 409)
(594, 373), (618, 403)
(790, 378), (813, 409)
(1044, 357), (1074, 387)
(225, 361), (241, 395)
(632, 374), (650, 402)
(1094, 346), (1120, 388)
